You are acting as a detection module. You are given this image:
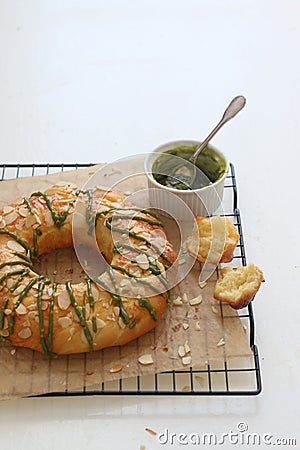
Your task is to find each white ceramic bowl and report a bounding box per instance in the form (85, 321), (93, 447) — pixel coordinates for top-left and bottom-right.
(144, 139), (229, 220)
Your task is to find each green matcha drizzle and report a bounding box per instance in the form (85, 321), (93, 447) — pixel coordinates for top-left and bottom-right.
(9, 276), (42, 334)
(110, 264), (164, 297)
(30, 192), (75, 228)
(33, 232), (39, 259)
(129, 319), (137, 329)
(0, 268), (27, 285)
(0, 230), (31, 255)
(12, 251), (32, 265)
(138, 298), (157, 321)
(72, 193), (172, 309)
(66, 281), (94, 352)
(23, 197), (35, 215)
(92, 316), (97, 333)
(0, 260), (33, 270)
(107, 267), (130, 325)
(10, 268), (30, 292)
(37, 279), (56, 357)
(96, 207), (162, 221)
(113, 243), (169, 272)
(107, 213), (163, 227)
(85, 278), (95, 310)
(75, 189), (95, 234)
(0, 298), (9, 330)
(47, 282), (57, 353)
(96, 274), (130, 325)
(105, 221), (173, 266)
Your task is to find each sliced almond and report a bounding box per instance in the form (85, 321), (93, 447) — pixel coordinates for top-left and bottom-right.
(195, 321), (201, 331)
(6, 279), (15, 289)
(58, 316), (73, 329)
(135, 253), (149, 271)
(80, 329), (88, 344)
(18, 207), (29, 217)
(2, 317), (8, 330)
(28, 311), (38, 319)
(178, 345), (186, 358)
(120, 278), (130, 287)
(13, 285), (25, 296)
(45, 211), (53, 226)
(16, 303), (27, 315)
(173, 296), (183, 306)
(91, 285), (100, 301)
(0, 219), (6, 229)
(182, 322), (189, 330)
(109, 363), (123, 373)
(138, 354), (154, 365)
(3, 206), (13, 215)
(113, 306), (120, 317)
(0, 329), (9, 337)
(182, 356), (192, 366)
(41, 301), (48, 311)
(184, 341), (190, 354)
(211, 305), (219, 314)
(216, 337), (225, 347)
(47, 287), (53, 297)
(182, 293), (188, 303)
(199, 281), (207, 289)
(7, 240), (25, 253)
(25, 214), (37, 228)
(96, 318), (106, 329)
(58, 290), (71, 310)
(118, 317), (126, 329)
(18, 328), (32, 339)
(5, 211), (19, 225)
(189, 294), (202, 306)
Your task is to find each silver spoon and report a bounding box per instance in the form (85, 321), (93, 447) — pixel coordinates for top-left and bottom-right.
(190, 95), (246, 165)
(174, 95), (246, 187)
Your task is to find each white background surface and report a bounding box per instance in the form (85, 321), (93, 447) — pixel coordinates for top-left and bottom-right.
(0, 1), (299, 449)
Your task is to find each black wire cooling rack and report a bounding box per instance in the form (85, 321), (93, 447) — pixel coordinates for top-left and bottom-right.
(0, 162), (262, 396)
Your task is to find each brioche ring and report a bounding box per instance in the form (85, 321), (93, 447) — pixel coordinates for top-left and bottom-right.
(0, 184), (176, 356)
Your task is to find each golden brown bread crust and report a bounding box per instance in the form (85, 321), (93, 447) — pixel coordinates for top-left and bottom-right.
(186, 216), (240, 264)
(213, 264), (265, 309)
(0, 184), (177, 355)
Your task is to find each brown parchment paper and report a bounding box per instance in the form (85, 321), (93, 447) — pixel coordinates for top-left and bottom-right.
(0, 163), (252, 399)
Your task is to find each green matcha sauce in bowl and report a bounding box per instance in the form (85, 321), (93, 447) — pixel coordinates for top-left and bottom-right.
(152, 144), (227, 191)
(144, 140), (229, 219)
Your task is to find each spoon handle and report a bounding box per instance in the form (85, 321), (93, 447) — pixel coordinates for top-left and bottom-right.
(190, 95), (246, 164)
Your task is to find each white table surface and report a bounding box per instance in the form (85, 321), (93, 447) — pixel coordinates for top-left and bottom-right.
(0, 1), (299, 449)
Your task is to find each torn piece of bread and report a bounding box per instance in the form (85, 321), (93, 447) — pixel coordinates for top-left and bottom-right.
(186, 216), (240, 264)
(214, 264), (265, 309)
